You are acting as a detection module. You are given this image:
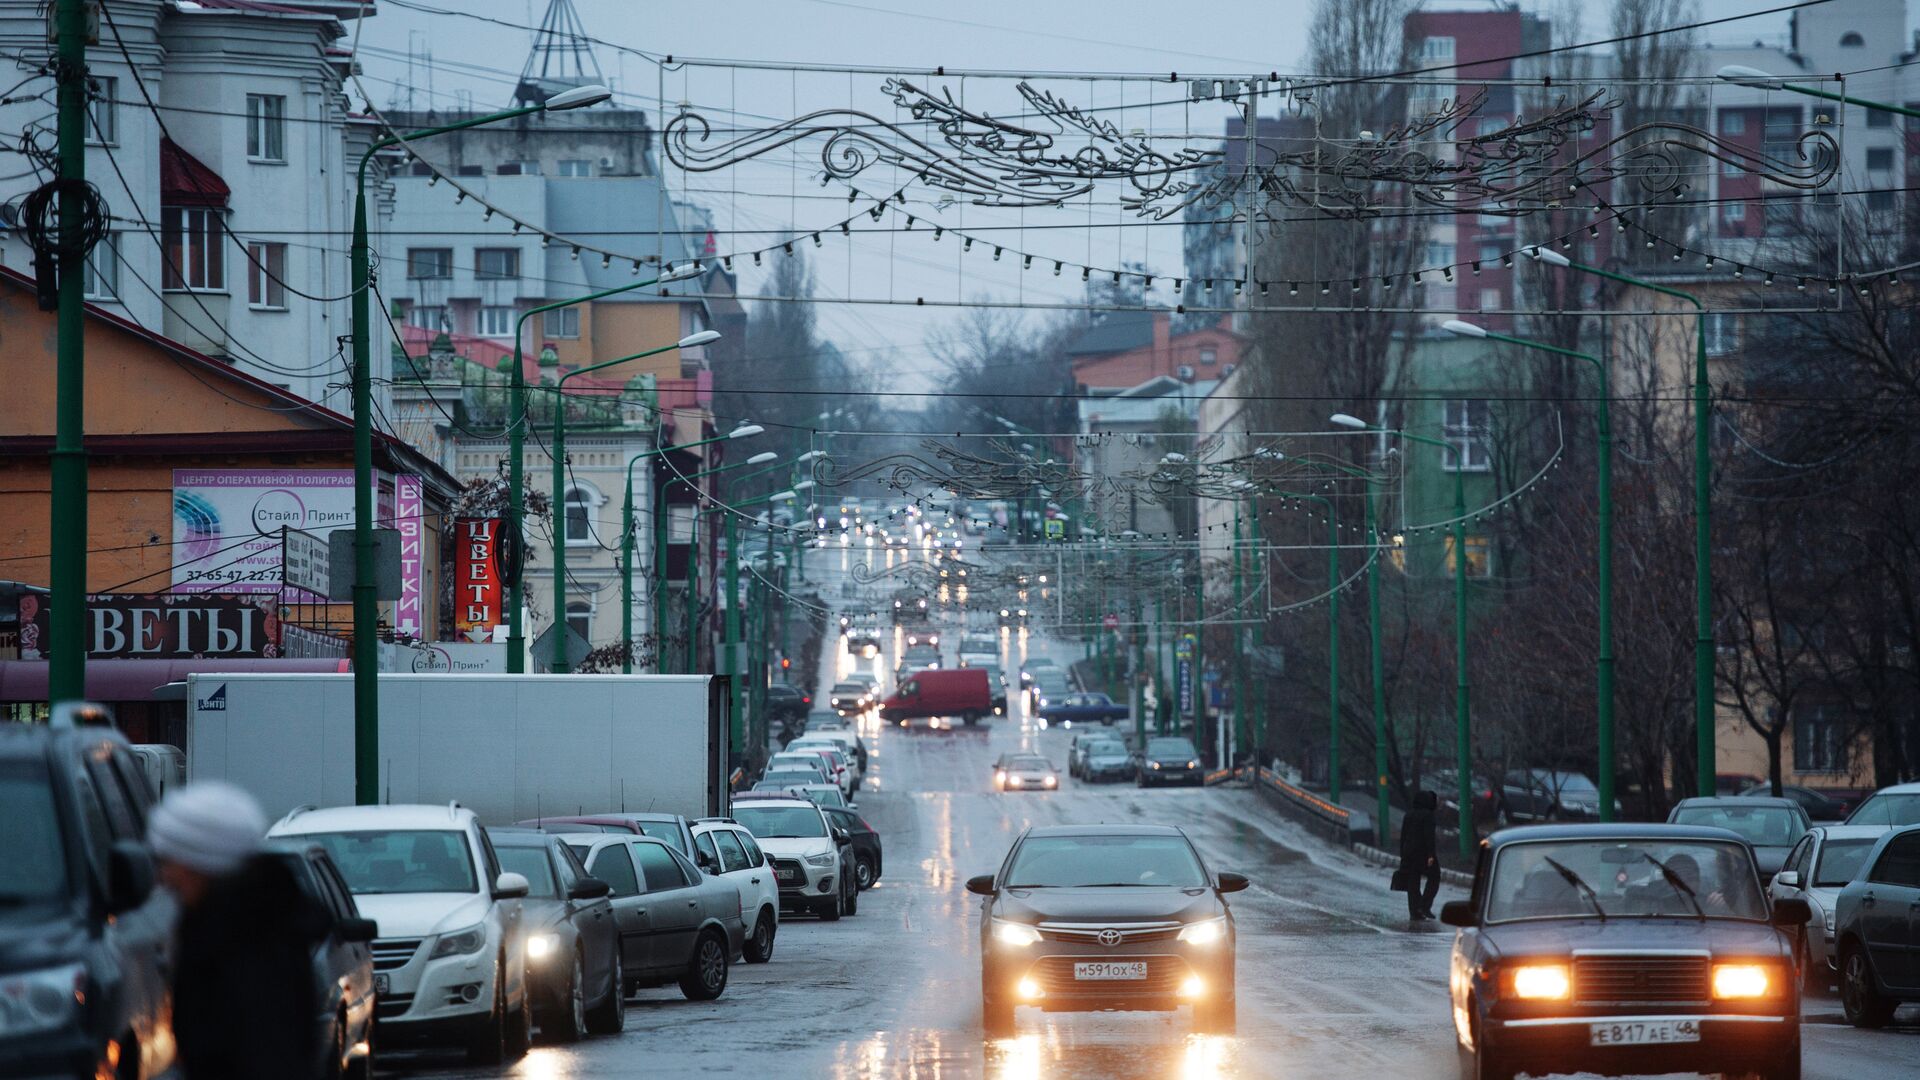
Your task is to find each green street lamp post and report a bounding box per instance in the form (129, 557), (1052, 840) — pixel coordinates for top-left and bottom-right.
(1333, 413), (1474, 859)
(1447, 319), (1616, 820)
(1527, 245), (1714, 797)
(350, 83), (610, 803)
(1718, 66), (1920, 120)
(548, 332), (721, 673)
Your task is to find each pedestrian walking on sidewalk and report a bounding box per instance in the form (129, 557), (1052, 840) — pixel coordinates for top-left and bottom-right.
(1394, 790), (1441, 922)
(149, 781), (330, 1080)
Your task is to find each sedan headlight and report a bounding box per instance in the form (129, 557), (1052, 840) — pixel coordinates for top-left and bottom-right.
(429, 925), (489, 960)
(526, 933), (557, 962)
(1186, 759), (1200, 770)
(993, 919), (1041, 948)
(0, 962), (85, 1039)
(804, 851), (837, 867)
(1177, 917), (1227, 946)
(1150, 761), (1162, 770)
(1506, 963), (1571, 1001)
(1712, 963), (1775, 999)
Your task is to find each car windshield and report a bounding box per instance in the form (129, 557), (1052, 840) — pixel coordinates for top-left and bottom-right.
(308, 830), (478, 895)
(1671, 805), (1806, 847)
(0, 761), (70, 906)
(1146, 738), (1196, 756)
(1539, 772), (1597, 793)
(832, 684), (864, 695)
(1814, 837), (1878, 887)
(1009, 757), (1051, 770)
(734, 805), (828, 839)
(494, 845), (558, 899)
(762, 771), (819, 787)
(801, 788), (847, 807)
(1485, 839), (1766, 922)
(1005, 834), (1208, 888)
(629, 822), (683, 848)
(1088, 743), (1128, 758)
(1847, 792), (1920, 826)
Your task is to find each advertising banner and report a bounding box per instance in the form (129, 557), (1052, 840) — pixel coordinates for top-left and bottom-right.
(379, 641), (506, 673)
(87, 593), (279, 659)
(173, 470), (355, 598)
(394, 475), (425, 636)
(1177, 658), (1194, 714)
(455, 518), (503, 642)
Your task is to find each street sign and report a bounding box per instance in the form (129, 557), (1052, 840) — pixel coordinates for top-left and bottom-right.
(1044, 518), (1065, 540)
(1177, 658), (1194, 713)
(532, 622), (590, 672)
(1102, 612), (1120, 630)
(1175, 632), (1196, 660)
(326, 529), (402, 602)
(282, 527), (330, 597)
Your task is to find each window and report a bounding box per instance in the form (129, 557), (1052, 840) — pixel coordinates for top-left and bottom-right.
(1723, 158), (1743, 177)
(161, 207), (225, 291)
(585, 844), (639, 897)
(737, 831), (765, 867)
(1478, 288), (1501, 313)
(1719, 110), (1745, 136)
(1418, 36), (1455, 63)
(406, 304), (448, 331)
(713, 829), (750, 873)
(1703, 313), (1737, 357)
(1197, 348), (1217, 366)
(1866, 107), (1893, 128)
(1443, 398), (1491, 471)
(1478, 243), (1503, 263)
(1763, 200), (1799, 235)
(1792, 705), (1846, 773)
(1867, 147), (1894, 172)
(544, 307), (580, 339)
(566, 602), (591, 643)
(693, 832), (719, 869)
(407, 248), (452, 279)
(474, 248), (519, 280)
(557, 158), (593, 177)
(495, 160), (539, 176)
(82, 234), (119, 300)
(633, 841), (689, 891)
(564, 486), (595, 544)
(1444, 534), (1493, 579)
(87, 75), (116, 144)
(1867, 190), (1895, 214)
(1722, 203), (1746, 224)
(1839, 31), (1865, 47)
(1867, 833), (1920, 888)
(1422, 242), (1451, 267)
(477, 305), (515, 338)
(246, 242), (287, 310)
(245, 94), (286, 162)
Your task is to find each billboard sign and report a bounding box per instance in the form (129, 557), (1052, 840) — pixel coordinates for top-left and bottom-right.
(394, 475), (425, 636)
(454, 518), (503, 642)
(173, 470), (354, 598)
(86, 593), (279, 659)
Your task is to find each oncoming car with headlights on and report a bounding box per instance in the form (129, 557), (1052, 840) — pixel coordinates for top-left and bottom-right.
(1443, 824), (1810, 1080)
(992, 753), (1059, 792)
(968, 825), (1248, 1037)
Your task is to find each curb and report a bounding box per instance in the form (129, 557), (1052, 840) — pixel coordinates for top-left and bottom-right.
(1352, 841), (1474, 888)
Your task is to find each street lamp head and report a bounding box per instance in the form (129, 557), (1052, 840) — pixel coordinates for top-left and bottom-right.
(1442, 319), (1489, 339)
(659, 263), (702, 283)
(1329, 413), (1368, 430)
(727, 424), (765, 439)
(796, 450), (826, 463)
(794, 480), (816, 491)
(1717, 65), (1785, 90)
(1160, 452), (1188, 464)
(676, 330), (722, 349)
(1527, 247), (1571, 268)
(770, 490), (798, 502)
(746, 451), (779, 465)
(543, 85), (614, 111)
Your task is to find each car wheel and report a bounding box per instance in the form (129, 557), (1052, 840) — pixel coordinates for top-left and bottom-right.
(678, 932), (730, 1001)
(584, 950), (624, 1035)
(982, 989), (1015, 1038)
(963, 711), (980, 726)
(465, 966), (508, 1065)
(855, 853), (877, 891)
(818, 888), (844, 921)
(1841, 946), (1897, 1028)
(506, 972), (533, 1060)
(744, 910), (777, 963)
(547, 950), (587, 1043)
(1192, 994), (1235, 1034)
(844, 873), (860, 916)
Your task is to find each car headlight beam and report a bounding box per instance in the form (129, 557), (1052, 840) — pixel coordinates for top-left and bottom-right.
(1177, 917), (1226, 946)
(526, 933), (557, 961)
(1712, 963), (1773, 999)
(993, 919), (1042, 948)
(1507, 963), (1571, 1001)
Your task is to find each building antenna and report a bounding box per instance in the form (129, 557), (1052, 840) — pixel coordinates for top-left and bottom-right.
(515, 0), (606, 108)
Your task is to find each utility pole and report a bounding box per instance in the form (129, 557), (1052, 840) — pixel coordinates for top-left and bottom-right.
(48, 0), (89, 706)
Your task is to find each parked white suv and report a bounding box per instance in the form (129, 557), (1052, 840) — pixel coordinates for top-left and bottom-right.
(730, 795), (858, 920)
(789, 735), (862, 793)
(270, 803), (532, 1064)
(692, 818), (781, 963)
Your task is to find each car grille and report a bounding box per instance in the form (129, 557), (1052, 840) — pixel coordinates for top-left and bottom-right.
(1574, 955), (1710, 1004)
(1030, 955), (1188, 995)
(770, 858), (806, 887)
(1037, 921), (1182, 945)
(375, 993), (415, 1020)
(372, 938), (423, 972)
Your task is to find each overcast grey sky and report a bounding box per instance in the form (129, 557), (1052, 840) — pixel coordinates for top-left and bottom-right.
(355, 0), (1916, 386)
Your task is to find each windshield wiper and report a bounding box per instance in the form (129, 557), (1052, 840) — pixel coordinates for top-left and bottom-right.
(1641, 854), (1706, 919)
(1542, 857), (1606, 921)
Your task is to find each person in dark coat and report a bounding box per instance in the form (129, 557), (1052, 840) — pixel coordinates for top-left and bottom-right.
(149, 781), (330, 1080)
(1398, 789), (1441, 921)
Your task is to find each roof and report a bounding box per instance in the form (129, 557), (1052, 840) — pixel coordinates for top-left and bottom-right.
(1486, 823), (1753, 846)
(395, 325), (707, 411)
(1671, 796), (1803, 810)
(1810, 825), (1898, 841)
(271, 803), (475, 835)
(160, 138), (230, 208)
(485, 828), (567, 848)
(170, 0), (347, 37)
(1065, 310), (1156, 357)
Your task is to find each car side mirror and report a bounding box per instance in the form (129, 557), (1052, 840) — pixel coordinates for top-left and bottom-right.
(1770, 897), (1813, 926)
(1772, 870), (1801, 890)
(569, 877), (611, 900)
(107, 841), (155, 914)
(336, 917), (378, 943)
(1216, 871), (1250, 894)
(832, 827), (851, 845)
(493, 871), (530, 899)
(965, 874), (996, 896)
(1439, 900), (1477, 928)
(695, 850), (717, 871)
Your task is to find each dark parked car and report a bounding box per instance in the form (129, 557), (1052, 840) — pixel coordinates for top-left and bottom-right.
(1136, 736), (1203, 787)
(1832, 822), (1920, 1027)
(1037, 691), (1130, 727)
(969, 825), (1248, 1036)
(822, 806), (883, 891)
(1667, 797), (1810, 877)
(517, 814), (699, 859)
(765, 684), (812, 723)
(1430, 769), (1504, 827)
(558, 835), (747, 1001)
(486, 829), (623, 1041)
(1443, 824), (1808, 1080)
(1498, 768), (1614, 822)
(263, 839), (379, 1077)
(0, 709), (176, 1080)
(1740, 783), (1853, 822)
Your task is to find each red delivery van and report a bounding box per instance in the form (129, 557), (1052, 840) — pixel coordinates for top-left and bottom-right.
(880, 667), (993, 726)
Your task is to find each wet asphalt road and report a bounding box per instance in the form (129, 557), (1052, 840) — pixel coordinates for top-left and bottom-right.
(390, 551), (1919, 1079)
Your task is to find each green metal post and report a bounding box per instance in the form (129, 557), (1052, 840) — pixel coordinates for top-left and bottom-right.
(685, 506), (699, 672)
(48, 0), (88, 707)
(1367, 469), (1386, 841)
(726, 510), (743, 759)
(1232, 507), (1246, 767)
(1449, 464), (1469, 859)
(621, 472), (636, 675)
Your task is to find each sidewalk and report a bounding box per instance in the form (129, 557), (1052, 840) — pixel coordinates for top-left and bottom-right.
(1288, 778), (1477, 884)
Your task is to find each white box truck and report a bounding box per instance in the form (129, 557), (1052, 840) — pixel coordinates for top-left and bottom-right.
(184, 673), (728, 825)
